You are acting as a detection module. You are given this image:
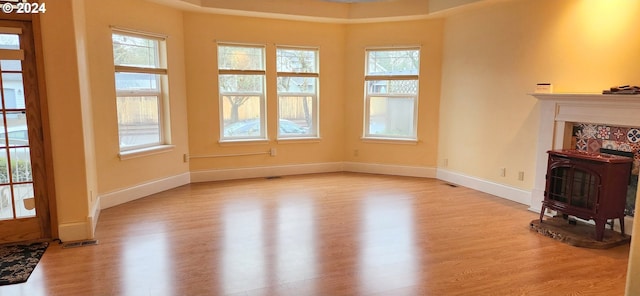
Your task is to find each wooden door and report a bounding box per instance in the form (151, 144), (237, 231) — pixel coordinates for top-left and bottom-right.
(0, 18), (51, 244)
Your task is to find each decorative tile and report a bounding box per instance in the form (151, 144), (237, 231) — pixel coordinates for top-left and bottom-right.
(587, 138), (602, 153)
(611, 127), (628, 141)
(631, 143), (640, 160)
(596, 126), (611, 139)
(574, 124), (640, 166)
(619, 143), (633, 152)
(572, 125), (581, 136)
(628, 128), (640, 143)
(602, 140), (619, 150)
(581, 124), (598, 139)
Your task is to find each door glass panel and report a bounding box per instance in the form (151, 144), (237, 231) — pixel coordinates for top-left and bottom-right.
(0, 148), (8, 184)
(2, 73), (24, 109)
(0, 60), (21, 72)
(13, 183), (34, 218)
(10, 147), (31, 182)
(0, 34), (19, 50)
(2, 111), (28, 147)
(0, 185), (11, 220)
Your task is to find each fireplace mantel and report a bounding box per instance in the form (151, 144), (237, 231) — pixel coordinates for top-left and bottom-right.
(531, 92), (640, 103)
(530, 92), (639, 235)
(530, 92), (640, 130)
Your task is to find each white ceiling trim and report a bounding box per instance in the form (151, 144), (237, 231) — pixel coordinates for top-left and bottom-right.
(147, 0), (431, 24)
(146, 0), (511, 24)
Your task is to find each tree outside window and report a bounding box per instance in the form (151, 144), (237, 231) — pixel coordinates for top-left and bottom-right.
(218, 44), (266, 140)
(277, 47), (319, 138)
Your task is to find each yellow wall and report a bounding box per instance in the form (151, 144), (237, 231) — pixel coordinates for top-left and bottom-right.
(438, 0), (640, 294)
(183, 13), (346, 171)
(439, 0), (640, 188)
(82, 0), (190, 193)
(71, 0), (99, 237)
(343, 19), (443, 167)
(38, 0), (190, 240)
(39, 0), (92, 241)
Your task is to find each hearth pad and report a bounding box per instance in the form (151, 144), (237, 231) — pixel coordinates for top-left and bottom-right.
(530, 217), (631, 249)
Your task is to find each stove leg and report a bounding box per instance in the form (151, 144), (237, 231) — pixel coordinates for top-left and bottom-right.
(594, 219), (605, 241)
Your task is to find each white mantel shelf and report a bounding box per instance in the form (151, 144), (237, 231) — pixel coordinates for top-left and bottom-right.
(530, 92), (640, 103)
(529, 93), (640, 127)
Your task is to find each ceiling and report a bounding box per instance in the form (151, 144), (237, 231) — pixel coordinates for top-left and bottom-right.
(146, 0), (501, 23)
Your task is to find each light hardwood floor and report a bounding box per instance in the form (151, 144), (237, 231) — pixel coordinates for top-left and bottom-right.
(0, 173), (630, 296)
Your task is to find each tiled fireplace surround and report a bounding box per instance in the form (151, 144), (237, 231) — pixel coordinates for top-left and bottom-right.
(531, 93), (640, 235)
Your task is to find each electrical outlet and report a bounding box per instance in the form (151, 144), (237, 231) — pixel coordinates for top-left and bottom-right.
(500, 168), (506, 177)
(518, 171), (524, 181)
(354, 149), (359, 157)
(183, 154), (189, 163)
(270, 148), (277, 157)
(443, 158), (448, 167)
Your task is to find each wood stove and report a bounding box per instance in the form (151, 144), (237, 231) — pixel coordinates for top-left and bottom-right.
(540, 149), (632, 241)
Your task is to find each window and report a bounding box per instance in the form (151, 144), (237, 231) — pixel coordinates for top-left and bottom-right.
(112, 31), (169, 151)
(218, 44), (266, 141)
(276, 47), (319, 138)
(364, 48), (420, 140)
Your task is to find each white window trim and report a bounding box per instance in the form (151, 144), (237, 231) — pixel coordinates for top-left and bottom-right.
(118, 144), (175, 160)
(112, 29), (170, 152)
(218, 43), (268, 142)
(276, 46), (320, 140)
(363, 47), (420, 141)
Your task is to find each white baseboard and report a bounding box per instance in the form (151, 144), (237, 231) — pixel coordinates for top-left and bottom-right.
(87, 198), (101, 238)
(190, 162), (344, 182)
(99, 172), (191, 209)
(343, 162), (437, 178)
(436, 168), (532, 206)
(58, 221), (91, 242)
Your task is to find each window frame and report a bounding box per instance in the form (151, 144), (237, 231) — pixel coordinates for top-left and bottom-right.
(363, 47), (420, 141)
(276, 46), (320, 140)
(217, 43), (267, 142)
(112, 29), (170, 153)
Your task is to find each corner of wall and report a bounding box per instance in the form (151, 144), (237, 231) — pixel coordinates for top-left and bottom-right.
(58, 221), (92, 242)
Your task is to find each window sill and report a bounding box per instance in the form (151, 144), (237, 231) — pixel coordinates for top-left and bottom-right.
(277, 137), (321, 144)
(218, 139), (270, 146)
(119, 145), (175, 160)
(360, 137), (418, 145)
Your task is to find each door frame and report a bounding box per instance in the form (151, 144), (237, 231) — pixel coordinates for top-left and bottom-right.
(0, 11), (58, 241)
